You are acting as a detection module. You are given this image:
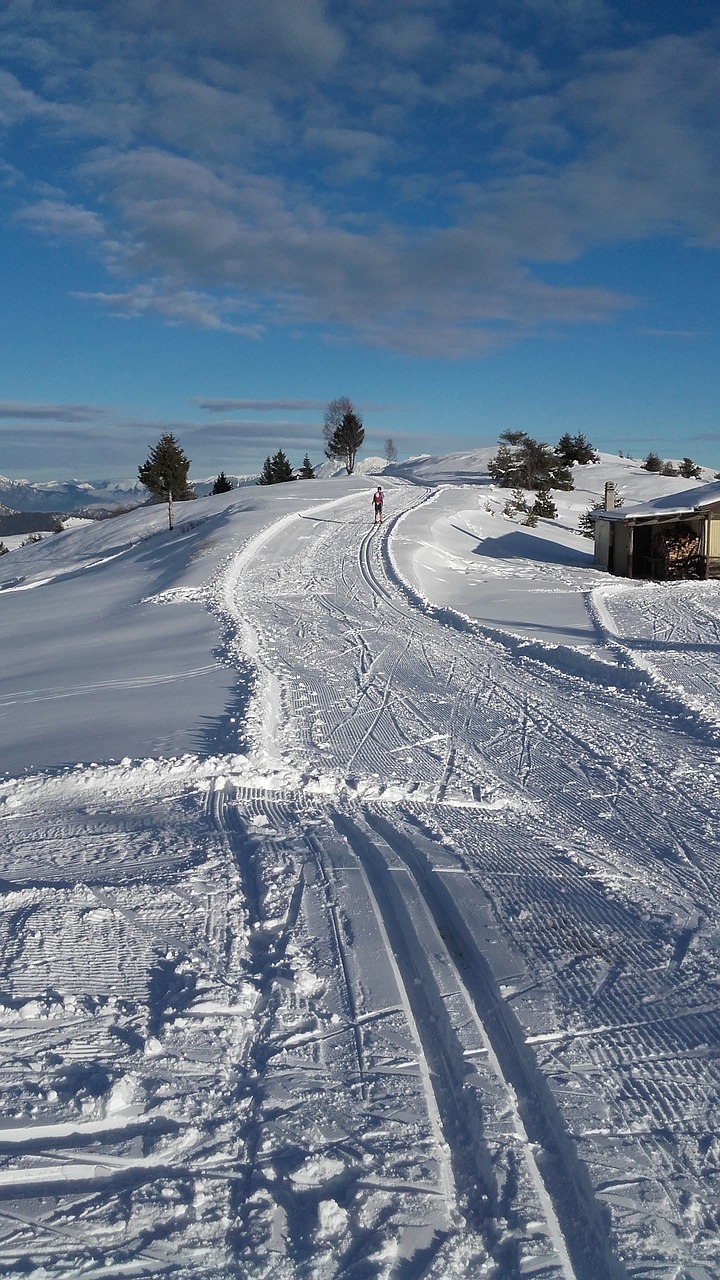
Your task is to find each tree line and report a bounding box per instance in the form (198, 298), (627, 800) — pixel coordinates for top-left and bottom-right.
(136, 395), (374, 525)
(641, 453), (702, 478)
(257, 395), (368, 484)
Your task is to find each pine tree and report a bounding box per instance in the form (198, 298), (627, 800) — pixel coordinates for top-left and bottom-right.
(678, 457), (702, 479)
(138, 433), (195, 502)
(258, 449), (296, 485)
(138, 432), (194, 530)
(488, 431), (573, 490)
(0, 542), (8, 556)
(531, 488), (558, 519)
(502, 488), (528, 517)
(556, 432), (599, 465)
(643, 452), (663, 472)
(323, 398), (365, 474)
(579, 494), (624, 537)
(258, 456), (275, 486)
(212, 471), (233, 494)
(299, 454), (316, 479)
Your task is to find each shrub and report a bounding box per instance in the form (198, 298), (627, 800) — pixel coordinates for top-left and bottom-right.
(503, 488), (528, 517)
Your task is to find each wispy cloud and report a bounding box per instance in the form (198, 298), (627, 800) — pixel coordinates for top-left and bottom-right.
(191, 398), (399, 413)
(0, 402), (110, 421)
(74, 284), (264, 335)
(193, 399), (328, 413)
(15, 199), (106, 239)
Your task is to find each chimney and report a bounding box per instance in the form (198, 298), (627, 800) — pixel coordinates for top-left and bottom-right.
(604, 482), (616, 511)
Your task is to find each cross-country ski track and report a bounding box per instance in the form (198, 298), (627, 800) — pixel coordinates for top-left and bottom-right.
(2, 473), (720, 1279)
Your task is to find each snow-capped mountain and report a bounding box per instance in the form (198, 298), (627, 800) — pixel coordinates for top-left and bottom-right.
(0, 473), (259, 514)
(0, 474), (146, 514)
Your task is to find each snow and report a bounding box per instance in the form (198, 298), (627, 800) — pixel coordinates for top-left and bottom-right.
(597, 478), (720, 521)
(2, 455), (720, 1278)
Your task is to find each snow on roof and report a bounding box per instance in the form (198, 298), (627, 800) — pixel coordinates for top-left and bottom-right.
(596, 480), (720, 522)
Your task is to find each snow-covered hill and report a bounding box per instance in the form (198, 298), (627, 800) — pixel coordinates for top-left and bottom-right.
(2, 453), (720, 1278)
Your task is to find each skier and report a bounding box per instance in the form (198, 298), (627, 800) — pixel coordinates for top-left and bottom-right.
(372, 486), (384, 524)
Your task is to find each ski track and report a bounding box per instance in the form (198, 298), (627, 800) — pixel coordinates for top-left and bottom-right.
(2, 487), (720, 1276)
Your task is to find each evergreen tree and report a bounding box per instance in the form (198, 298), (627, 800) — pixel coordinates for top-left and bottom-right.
(579, 494), (624, 538)
(488, 431), (573, 490)
(678, 457), (702, 479)
(258, 456), (275, 485)
(258, 449), (296, 485)
(531, 488), (558, 519)
(212, 471), (233, 494)
(556, 432), (599, 465)
(0, 541), (8, 556)
(138, 433), (195, 502)
(299, 454), (316, 479)
(661, 461), (679, 476)
(323, 398), (365, 474)
(502, 488), (528, 517)
(489, 443), (517, 488)
(643, 451), (663, 472)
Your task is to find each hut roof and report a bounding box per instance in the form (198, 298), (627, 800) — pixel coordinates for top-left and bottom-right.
(596, 480), (720, 523)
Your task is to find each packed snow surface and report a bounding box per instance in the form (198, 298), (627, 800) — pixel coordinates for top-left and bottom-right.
(1, 452), (720, 1279)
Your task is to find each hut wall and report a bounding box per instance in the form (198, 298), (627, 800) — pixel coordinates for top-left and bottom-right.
(706, 513), (720, 577)
(594, 519), (611, 569)
(613, 521), (633, 577)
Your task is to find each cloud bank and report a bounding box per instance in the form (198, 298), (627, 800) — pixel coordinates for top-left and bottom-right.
(1, 1), (718, 355)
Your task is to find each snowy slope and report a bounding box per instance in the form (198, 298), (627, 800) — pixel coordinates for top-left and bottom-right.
(1, 457), (720, 1278)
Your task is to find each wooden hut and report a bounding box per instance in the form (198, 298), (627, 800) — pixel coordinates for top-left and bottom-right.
(593, 481), (720, 581)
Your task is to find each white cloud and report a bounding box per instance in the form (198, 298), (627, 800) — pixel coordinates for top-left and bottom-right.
(303, 125), (398, 179)
(1, 4), (719, 355)
(74, 283), (265, 336)
(15, 198), (106, 238)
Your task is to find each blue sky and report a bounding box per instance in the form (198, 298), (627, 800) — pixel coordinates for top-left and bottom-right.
(0, 0), (718, 481)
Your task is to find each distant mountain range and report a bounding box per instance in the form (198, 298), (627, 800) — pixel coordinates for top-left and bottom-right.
(0, 473), (258, 518)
